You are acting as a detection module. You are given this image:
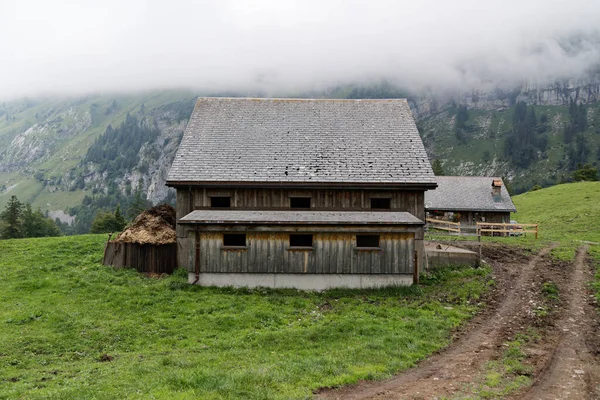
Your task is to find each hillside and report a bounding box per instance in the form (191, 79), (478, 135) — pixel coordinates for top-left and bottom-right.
(512, 181), (600, 245)
(2, 82), (600, 233)
(421, 101), (600, 193)
(0, 235), (489, 399)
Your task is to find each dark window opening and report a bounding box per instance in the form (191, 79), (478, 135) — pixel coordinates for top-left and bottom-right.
(211, 197), (231, 208)
(290, 197), (311, 209)
(223, 234), (246, 247)
(370, 198), (391, 209)
(356, 235), (380, 248)
(289, 234), (313, 248)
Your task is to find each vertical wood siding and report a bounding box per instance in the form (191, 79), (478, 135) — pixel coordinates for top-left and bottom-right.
(103, 242), (177, 274)
(197, 231), (414, 274)
(175, 186), (424, 273)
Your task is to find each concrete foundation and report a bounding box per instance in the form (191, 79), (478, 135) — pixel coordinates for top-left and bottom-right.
(425, 242), (479, 269)
(188, 273), (413, 291)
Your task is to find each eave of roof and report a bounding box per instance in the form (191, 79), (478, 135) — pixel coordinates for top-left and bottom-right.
(166, 180), (438, 190)
(179, 210), (424, 225)
(426, 206), (517, 213)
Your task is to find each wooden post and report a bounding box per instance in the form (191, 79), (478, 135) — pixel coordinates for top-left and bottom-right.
(102, 233), (113, 265)
(413, 251), (419, 284)
(478, 234), (482, 266)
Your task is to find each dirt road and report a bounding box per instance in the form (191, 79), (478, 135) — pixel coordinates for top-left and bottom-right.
(521, 247), (600, 400)
(318, 244), (600, 400)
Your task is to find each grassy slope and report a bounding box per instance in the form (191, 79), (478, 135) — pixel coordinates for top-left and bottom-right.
(512, 182), (600, 310)
(0, 235), (491, 399)
(512, 181), (600, 259)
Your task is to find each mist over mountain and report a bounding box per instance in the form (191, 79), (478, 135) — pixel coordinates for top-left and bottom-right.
(1, 0), (600, 99)
(2, 1), (600, 234)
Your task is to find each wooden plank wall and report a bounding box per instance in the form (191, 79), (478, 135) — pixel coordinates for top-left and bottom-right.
(197, 232), (414, 274)
(176, 187), (424, 235)
(459, 211), (510, 225)
(103, 242), (177, 274)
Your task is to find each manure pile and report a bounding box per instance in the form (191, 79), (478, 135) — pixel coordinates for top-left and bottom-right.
(114, 204), (176, 245)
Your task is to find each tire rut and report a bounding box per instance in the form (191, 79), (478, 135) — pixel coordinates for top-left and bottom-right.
(519, 246), (600, 400)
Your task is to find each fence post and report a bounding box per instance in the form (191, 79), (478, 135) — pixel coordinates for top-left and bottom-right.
(478, 234), (482, 266)
(413, 251), (419, 285)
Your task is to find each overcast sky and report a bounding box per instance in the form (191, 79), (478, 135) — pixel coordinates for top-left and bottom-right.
(0, 0), (599, 98)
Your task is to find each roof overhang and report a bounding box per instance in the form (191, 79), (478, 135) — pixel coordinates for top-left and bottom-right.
(425, 207), (517, 213)
(179, 210), (424, 226)
(166, 180), (437, 191)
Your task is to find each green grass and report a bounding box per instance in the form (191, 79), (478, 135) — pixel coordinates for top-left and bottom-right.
(0, 235), (492, 399)
(588, 246), (600, 304)
(512, 181), (600, 260)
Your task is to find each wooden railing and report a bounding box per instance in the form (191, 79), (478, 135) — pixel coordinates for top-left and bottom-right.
(426, 218), (461, 233)
(476, 222), (539, 239)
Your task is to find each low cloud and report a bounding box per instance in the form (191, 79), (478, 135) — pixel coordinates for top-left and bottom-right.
(0, 0), (599, 99)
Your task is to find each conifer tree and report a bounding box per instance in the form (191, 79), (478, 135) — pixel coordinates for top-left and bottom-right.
(0, 195), (23, 239)
(431, 159), (445, 176)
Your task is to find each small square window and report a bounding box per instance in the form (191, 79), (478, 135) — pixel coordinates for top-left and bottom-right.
(370, 198), (391, 209)
(289, 234), (313, 248)
(223, 234), (246, 247)
(356, 235), (380, 248)
(211, 197), (231, 208)
(290, 197), (311, 209)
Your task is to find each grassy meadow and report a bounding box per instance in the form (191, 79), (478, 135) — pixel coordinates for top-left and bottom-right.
(512, 181), (600, 303)
(0, 235), (491, 399)
(511, 181), (600, 259)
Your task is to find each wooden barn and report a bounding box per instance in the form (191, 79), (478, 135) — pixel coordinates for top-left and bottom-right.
(166, 98), (436, 289)
(425, 176), (517, 225)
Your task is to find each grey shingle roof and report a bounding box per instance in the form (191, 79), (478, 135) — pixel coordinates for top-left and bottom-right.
(425, 176), (517, 213)
(166, 98), (435, 187)
(180, 210), (423, 225)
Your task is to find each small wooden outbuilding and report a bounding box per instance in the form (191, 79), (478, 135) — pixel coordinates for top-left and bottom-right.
(166, 98), (437, 289)
(103, 205), (177, 274)
(425, 176), (517, 225)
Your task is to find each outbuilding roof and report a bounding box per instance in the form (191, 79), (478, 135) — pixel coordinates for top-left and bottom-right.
(166, 98), (436, 188)
(179, 210), (423, 225)
(425, 176), (517, 213)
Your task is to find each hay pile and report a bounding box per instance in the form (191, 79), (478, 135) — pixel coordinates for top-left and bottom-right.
(114, 204), (176, 245)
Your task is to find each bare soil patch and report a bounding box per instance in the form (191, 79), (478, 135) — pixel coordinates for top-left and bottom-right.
(318, 243), (600, 400)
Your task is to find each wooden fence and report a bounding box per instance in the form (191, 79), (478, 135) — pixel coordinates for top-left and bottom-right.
(103, 242), (177, 274)
(476, 222), (539, 239)
(426, 218), (461, 233)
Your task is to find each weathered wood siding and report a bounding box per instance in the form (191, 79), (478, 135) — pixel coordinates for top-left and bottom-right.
(194, 231), (414, 274)
(103, 242), (177, 274)
(176, 187), (424, 234)
(458, 211), (511, 225)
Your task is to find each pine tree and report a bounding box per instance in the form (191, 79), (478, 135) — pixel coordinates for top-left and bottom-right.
(114, 205), (127, 228)
(0, 195), (23, 239)
(127, 191), (149, 219)
(431, 159), (445, 176)
(22, 204), (61, 238)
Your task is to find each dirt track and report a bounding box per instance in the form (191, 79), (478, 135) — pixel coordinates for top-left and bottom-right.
(521, 247), (600, 400)
(319, 244), (600, 400)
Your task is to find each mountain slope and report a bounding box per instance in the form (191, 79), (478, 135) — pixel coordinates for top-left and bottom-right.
(419, 100), (600, 193)
(1, 82), (599, 232)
